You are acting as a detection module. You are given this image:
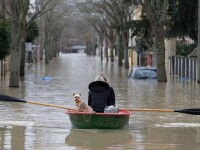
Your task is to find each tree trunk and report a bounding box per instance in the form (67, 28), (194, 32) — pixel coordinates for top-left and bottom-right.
(109, 29), (114, 62)
(117, 31), (123, 66)
(110, 44), (114, 62)
(9, 0), (30, 87)
(44, 38), (50, 64)
(20, 14), (28, 77)
(104, 38), (109, 62)
(44, 23), (50, 64)
(9, 41), (20, 87)
(100, 36), (103, 61)
(1, 59), (5, 78)
(122, 30), (129, 68)
(154, 24), (167, 82)
(9, 1), (20, 87)
(20, 41), (25, 76)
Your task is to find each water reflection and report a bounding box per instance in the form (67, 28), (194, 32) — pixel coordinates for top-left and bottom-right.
(65, 129), (132, 149)
(0, 126), (25, 150)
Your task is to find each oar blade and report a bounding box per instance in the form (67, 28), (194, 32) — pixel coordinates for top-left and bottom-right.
(174, 109), (200, 115)
(0, 94), (26, 103)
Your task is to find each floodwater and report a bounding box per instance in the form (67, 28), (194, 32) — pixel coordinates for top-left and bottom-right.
(1, 53), (200, 150)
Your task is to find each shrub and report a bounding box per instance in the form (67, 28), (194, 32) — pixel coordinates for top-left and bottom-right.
(176, 43), (197, 56)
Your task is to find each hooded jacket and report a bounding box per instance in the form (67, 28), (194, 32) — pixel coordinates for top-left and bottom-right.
(88, 81), (115, 113)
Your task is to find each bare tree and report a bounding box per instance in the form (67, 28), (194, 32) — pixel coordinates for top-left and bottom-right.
(9, 0), (60, 87)
(76, 0), (131, 68)
(39, 0), (73, 64)
(139, 0), (168, 82)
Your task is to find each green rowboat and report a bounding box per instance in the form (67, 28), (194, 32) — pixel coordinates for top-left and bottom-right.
(65, 110), (132, 129)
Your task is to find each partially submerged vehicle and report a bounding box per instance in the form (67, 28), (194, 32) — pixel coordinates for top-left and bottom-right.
(128, 66), (157, 79)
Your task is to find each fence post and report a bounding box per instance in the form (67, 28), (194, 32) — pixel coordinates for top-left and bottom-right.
(185, 57), (188, 78)
(178, 56), (180, 76)
(174, 56), (177, 75)
(170, 56), (198, 81)
(194, 59), (197, 80)
(170, 56), (174, 75)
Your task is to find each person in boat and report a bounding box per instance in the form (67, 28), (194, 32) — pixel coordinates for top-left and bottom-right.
(88, 72), (116, 113)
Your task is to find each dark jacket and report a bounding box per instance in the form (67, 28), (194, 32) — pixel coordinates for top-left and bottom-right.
(88, 81), (115, 113)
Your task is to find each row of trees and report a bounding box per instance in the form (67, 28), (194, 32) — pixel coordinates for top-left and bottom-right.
(74, 0), (199, 82)
(0, 0), (74, 87)
(0, 0), (199, 87)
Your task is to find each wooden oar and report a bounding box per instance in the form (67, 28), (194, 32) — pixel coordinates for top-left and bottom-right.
(0, 94), (75, 110)
(121, 108), (200, 115)
(1, 94), (200, 115)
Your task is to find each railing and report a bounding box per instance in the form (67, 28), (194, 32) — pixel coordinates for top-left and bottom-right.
(169, 56), (197, 80)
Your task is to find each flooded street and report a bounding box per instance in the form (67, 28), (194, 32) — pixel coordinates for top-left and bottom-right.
(1, 53), (200, 150)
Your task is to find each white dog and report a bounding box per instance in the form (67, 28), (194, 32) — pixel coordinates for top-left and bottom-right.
(73, 93), (94, 113)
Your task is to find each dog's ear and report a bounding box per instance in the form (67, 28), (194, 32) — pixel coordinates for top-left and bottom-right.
(79, 93), (81, 96)
(73, 93), (75, 96)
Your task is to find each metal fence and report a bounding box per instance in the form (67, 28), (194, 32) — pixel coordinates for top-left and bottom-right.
(169, 56), (197, 80)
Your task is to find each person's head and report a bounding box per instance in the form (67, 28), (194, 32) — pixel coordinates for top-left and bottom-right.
(94, 72), (107, 82)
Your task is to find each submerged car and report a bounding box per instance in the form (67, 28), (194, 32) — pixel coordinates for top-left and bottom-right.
(128, 67), (157, 79)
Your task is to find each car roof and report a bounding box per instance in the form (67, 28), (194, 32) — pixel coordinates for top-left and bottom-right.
(132, 66), (157, 70)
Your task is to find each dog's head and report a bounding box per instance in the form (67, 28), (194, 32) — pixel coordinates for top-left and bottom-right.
(73, 93), (81, 103)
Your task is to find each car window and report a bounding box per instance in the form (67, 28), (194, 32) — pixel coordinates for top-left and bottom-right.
(134, 69), (147, 78)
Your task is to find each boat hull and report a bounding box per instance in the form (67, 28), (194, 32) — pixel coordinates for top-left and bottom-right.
(65, 110), (131, 129)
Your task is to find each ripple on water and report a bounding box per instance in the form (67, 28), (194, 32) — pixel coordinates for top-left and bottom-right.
(155, 123), (200, 128)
